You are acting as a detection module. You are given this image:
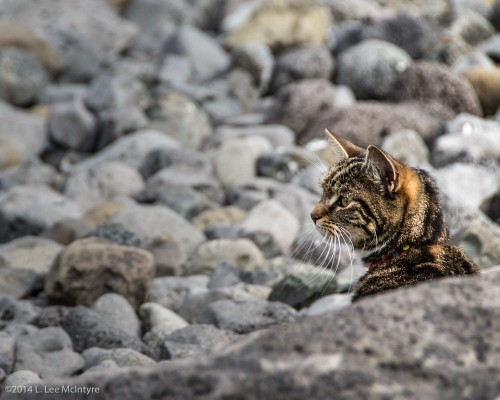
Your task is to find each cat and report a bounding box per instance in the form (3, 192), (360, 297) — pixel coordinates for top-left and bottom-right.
(310, 129), (479, 302)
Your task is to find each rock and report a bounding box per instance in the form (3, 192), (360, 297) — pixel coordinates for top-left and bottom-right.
(0, 298), (40, 329)
(111, 204), (205, 256)
(14, 326), (84, 379)
(226, 4), (332, 51)
(452, 50), (496, 74)
(268, 266), (338, 309)
(390, 61), (482, 116)
(193, 206), (247, 231)
(62, 306), (144, 353)
(0, 185), (82, 243)
(208, 263), (245, 289)
(64, 161), (144, 211)
(31, 306), (71, 329)
(0, 159), (59, 191)
(489, 0), (500, 30)
(165, 25), (230, 82)
(233, 42), (275, 93)
(148, 91), (212, 149)
(454, 218), (500, 268)
(3, 370), (41, 387)
(266, 79), (337, 139)
(240, 199), (299, 253)
(124, 0), (195, 31)
(161, 324), (237, 360)
(271, 45), (334, 92)
(225, 184), (269, 211)
(0, 335), (15, 374)
(91, 293), (141, 337)
(48, 98), (97, 152)
(257, 151), (300, 183)
(361, 12), (433, 59)
(481, 192), (500, 225)
(0, 100), (46, 169)
(82, 201), (127, 226)
(48, 29), (101, 83)
(45, 237), (155, 308)
(213, 125), (295, 149)
(381, 130), (431, 167)
(196, 299), (297, 334)
(82, 347), (155, 369)
(42, 218), (93, 246)
(84, 222), (142, 248)
(155, 54), (192, 86)
(450, 9), (495, 47)
(185, 239), (265, 275)
(239, 230), (284, 259)
(145, 235), (186, 277)
(139, 303), (189, 333)
(464, 67), (500, 116)
(147, 275), (209, 312)
(433, 114), (500, 165)
(302, 100), (455, 146)
(0, 0), (138, 64)
(303, 293), (353, 316)
(80, 359), (120, 377)
(336, 39), (411, 100)
(0, 47), (49, 106)
(209, 136), (273, 187)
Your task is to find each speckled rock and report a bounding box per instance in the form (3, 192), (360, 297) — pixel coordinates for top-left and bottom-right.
(91, 293), (141, 337)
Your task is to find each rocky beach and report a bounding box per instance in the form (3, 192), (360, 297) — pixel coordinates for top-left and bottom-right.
(0, 0), (500, 399)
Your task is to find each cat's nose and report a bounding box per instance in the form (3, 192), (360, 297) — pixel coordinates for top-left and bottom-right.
(310, 204), (326, 223)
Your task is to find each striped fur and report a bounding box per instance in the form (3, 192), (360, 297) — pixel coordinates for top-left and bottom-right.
(311, 132), (479, 302)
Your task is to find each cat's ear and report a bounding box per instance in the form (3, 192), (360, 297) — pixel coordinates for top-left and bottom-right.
(324, 129), (364, 163)
(364, 145), (400, 192)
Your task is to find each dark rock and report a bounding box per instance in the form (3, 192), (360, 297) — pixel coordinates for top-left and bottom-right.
(62, 306), (144, 353)
(0, 47), (49, 106)
(390, 61), (482, 116)
(328, 20), (364, 56)
(271, 46), (334, 92)
(239, 230), (283, 259)
(84, 222), (142, 248)
(481, 192), (500, 225)
(489, 0), (500, 31)
(256, 152), (299, 183)
(45, 237), (155, 308)
(32, 306), (72, 328)
(225, 185), (269, 211)
(196, 299), (297, 334)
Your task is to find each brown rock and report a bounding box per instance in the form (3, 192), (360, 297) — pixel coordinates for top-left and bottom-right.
(145, 235), (186, 277)
(45, 237), (155, 308)
(82, 201), (126, 225)
(390, 61), (482, 116)
(464, 67), (500, 116)
(193, 206), (247, 231)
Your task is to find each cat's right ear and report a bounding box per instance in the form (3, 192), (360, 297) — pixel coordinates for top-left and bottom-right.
(324, 129), (365, 163)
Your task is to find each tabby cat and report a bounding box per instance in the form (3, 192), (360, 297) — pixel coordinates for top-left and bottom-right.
(310, 130), (479, 302)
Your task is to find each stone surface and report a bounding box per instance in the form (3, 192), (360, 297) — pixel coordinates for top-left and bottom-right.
(3, 370), (41, 387)
(45, 237), (155, 308)
(62, 306), (144, 353)
(336, 39), (411, 99)
(381, 130), (430, 167)
(139, 302), (189, 333)
(82, 347), (155, 369)
(0, 47), (49, 106)
(84, 222), (142, 248)
(0, 298), (40, 329)
(145, 235), (186, 277)
(147, 275), (209, 312)
(465, 67), (500, 115)
(304, 293), (353, 316)
(0, 185), (82, 243)
(186, 238), (265, 275)
(0, 334), (15, 374)
(0, 159), (59, 191)
(91, 293), (141, 337)
(193, 206), (247, 231)
(390, 61), (482, 116)
(214, 125), (295, 149)
(14, 326), (84, 379)
(196, 298), (297, 334)
(0, 100), (46, 169)
(233, 42), (275, 93)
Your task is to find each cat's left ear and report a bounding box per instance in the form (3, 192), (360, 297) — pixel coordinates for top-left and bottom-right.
(364, 145), (400, 192)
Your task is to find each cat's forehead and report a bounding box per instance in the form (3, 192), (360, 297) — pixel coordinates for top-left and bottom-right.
(321, 158), (365, 192)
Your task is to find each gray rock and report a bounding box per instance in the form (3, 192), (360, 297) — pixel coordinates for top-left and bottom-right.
(257, 151), (300, 183)
(111, 204), (205, 256)
(148, 91), (212, 149)
(48, 99), (97, 152)
(240, 199), (299, 253)
(14, 326), (84, 379)
(161, 324), (237, 360)
(139, 303), (189, 333)
(48, 29), (101, 83)
(91, 293), (141, 337)
(3, 370), (41, 388)
(45, 237), (155, 308)
(0, 298), (40, 329)
(0, 100), (47, 169)
(145, 235), (186, 277)
(165, 25), (230, 81)
(64, 161), (144, 210)
(82, 347), (155, 369)
(433, 114), (500, 166)
(233, 42), (274, 93)
(42, 218), (93, 246)
(451, 50), (496, 74)
(209, 136), (273, 187)
(0, 335), (15, 374)
(39, 84), (88, 104)
(239, 230), (283, 259)
(197, 299), (297, 334)
(186, 238), (264, 275)
(62, 306), (144, 353)
(147, 275), (209, 312)
(381, 130), (431, 167)
(336, 39), (411, 99)
(449, 9), (494, 47)
(0, 185), (82, 243)
(303, 293), (353, 316)
(156, 54), (192, 86)
(0, 159), (59, 191)
(271, 45), (334, 92)
(0, 47), (49, 106)
(0, 0), (138, 64)
(214, 125), (295, 148)
(208, 263), (244, 289)
(85, 222), (142, 248)
(269, 267), (338, 309)
(31, 306), (71, 329)
(80, 359), (120, 377)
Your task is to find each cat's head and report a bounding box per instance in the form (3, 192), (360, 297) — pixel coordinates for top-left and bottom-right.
(311, 130), (419, 250)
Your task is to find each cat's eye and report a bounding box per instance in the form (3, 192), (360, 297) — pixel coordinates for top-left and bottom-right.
(340, 195), (350, 207)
